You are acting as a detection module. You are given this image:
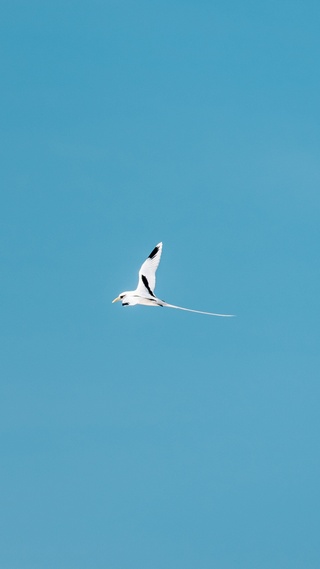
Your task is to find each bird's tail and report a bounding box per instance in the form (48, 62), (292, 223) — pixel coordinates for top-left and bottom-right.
(162, 302), (235, 317)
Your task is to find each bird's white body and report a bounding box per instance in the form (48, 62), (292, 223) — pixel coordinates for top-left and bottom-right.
(112, 242), (234, 317)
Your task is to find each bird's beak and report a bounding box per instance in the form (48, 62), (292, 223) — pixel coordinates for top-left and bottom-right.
(112, 296), (121, 303)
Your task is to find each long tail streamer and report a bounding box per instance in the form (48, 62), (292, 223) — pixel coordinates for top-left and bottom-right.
(163, 302), (235, 317)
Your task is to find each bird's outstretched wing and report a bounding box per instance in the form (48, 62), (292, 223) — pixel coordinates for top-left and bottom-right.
(137, 242), (163, 297)
(163, 302), (234, 317)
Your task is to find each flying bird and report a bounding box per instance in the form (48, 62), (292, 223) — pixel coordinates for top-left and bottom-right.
(112, 242), (234, 317)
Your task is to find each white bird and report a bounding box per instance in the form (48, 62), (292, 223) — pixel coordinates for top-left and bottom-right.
(112, 242), (234, 317)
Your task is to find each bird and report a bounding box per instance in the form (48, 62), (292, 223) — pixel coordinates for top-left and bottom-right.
(112, 242), (234, 317)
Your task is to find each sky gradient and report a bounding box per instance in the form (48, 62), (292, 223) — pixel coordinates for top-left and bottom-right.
(1, 1), (320, 568)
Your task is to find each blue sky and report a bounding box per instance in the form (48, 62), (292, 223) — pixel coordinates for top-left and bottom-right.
(1, 1), (320, 567)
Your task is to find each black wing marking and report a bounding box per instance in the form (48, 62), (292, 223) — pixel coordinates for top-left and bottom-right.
(148, 245), (159, 260)
(141, 274), (155, 297)
(137, 242), (163, 295)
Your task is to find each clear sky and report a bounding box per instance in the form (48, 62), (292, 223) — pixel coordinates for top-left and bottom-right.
(1, 1), (320, 568)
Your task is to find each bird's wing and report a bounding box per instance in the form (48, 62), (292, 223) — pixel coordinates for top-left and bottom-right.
(137, 242), (163, 297)
(163, 301), (234, 317)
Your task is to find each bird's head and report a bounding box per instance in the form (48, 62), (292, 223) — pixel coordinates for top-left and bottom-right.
(112, 292), (128, 305)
